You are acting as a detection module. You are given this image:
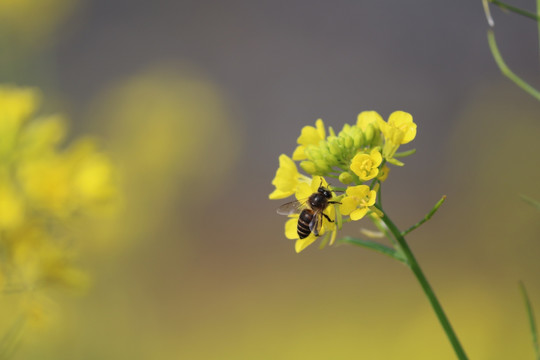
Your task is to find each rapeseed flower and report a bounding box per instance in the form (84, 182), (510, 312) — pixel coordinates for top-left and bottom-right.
(340, 185), (377, 221)
(270, 111), (417, 252)
(378, 111), (417, 160)
(350, 148), (383, 181)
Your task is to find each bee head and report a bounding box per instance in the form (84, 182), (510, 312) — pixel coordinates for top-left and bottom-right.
(318, 186), (333, 199)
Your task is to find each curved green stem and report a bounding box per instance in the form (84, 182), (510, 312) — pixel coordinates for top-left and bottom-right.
(487, 29), (540, 101)
(375, 205), (468, 360)
(489, 0), (540, 21)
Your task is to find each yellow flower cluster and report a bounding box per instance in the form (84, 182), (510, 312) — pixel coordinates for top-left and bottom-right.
(269, 111), (417, 252)
(0, 85), (116, 322)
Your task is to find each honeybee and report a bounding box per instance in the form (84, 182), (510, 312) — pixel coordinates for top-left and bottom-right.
(277, 185), (341, 239)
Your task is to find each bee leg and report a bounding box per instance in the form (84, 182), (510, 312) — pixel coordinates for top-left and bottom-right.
(328, 201), (342, 205)
(322, 212), (334, 223)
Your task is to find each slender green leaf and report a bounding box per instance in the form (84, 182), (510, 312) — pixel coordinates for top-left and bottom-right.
(402, 195), (446, 236)
(339, 236), (407, 264)
(393, 148), (416, 158)
(520, 194), (540, 210)
(519, 282), (540, 360)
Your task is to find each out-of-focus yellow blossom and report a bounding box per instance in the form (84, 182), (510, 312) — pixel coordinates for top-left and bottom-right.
(0, 180), (25, 230)
(17, 139), (115, 217)
(350, 148), (383, 181)
(340, 185), (377, 221)
(0, 84), (116, 333)
(378, 111), (417, 159)
(269, 154), (310, 199)
(292, 119), (326, 160)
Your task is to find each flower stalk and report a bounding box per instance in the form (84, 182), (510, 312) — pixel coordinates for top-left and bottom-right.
(375, 204), (469, 360)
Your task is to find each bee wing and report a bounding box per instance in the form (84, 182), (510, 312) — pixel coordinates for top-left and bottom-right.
(309, 210), (323, 237)
(276, 198), (307, 215)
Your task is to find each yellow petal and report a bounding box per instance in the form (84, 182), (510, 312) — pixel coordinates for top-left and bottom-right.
(339, 197), (357, 215)
(315, 118), (326, 139)
(295, 182), (312, 201)
(367, 190), (377, 206)
(285, 218), (299, 239)
(346, 184), (370, 198)
(295, 235), (317, 253)
(370, 149), (383, 166)
(269, 188), (293, 200)
(292, 145), (306, 161)
(357, 111), (383, 131)
(388, 111), (416, 144)
(350, 207), (369, 221)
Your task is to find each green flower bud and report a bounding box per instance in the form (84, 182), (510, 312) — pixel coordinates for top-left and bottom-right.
(364, 124), (375, 143)
(328, 140), (341, 157)
(300, 160), (317, 174)
(344, 135), (353, 149)
(339, 172), (353, 184)
(353, 130), (365, 149)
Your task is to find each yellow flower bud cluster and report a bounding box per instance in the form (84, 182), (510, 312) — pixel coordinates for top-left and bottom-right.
(0, 85), (117, 324)
(269, 111), (417, 252)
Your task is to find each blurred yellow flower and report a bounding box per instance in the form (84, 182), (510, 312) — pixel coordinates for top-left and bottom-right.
(0, 84), (116, 333)
(350, 148), (382, 181)
(340, 185), (376, 221)
(292, 119), (327, 160)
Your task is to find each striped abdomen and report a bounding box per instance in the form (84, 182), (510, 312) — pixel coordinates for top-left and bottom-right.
(297, 209), (314, 239)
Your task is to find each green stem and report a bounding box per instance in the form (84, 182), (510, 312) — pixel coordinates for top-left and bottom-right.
(375, 205), (468, 360)
(487, 29), (540, 101)
(489, 0), (540, 21)
(537, 0), (540, 62)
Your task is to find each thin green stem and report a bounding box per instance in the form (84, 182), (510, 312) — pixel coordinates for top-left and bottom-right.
(537, 0), (540, 62)
(375, 205), (468, 360)
(487, 29), (540, 101)
(402, 195), (447, 236)
(489, 0), (540, 21)
(519, 281), (540, 360)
